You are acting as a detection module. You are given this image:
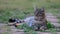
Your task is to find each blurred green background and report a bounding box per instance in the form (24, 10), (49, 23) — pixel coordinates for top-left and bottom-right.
(0, 0), (60, 23)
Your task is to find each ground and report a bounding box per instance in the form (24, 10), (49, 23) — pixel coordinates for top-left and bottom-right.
(0, 13), (60, 34)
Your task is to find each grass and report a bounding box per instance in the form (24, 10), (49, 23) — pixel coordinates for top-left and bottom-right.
(58, 19), (60, 23)
(0, 0), (60, 23)
(16, 24), (37, 34)
(16, 21), (55, 32)
(2, 32), (9, 34)
(0, 25), (12, 34)
(2, 32), (12, 34)
(47, 21), (55, 29)
(16, 23), (37, 34)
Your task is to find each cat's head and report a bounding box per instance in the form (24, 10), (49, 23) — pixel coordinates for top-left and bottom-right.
(34, 7), (45, 17)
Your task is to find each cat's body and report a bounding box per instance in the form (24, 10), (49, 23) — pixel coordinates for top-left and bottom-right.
(23, 15), (47, 30)
(24, 16), (37, 27)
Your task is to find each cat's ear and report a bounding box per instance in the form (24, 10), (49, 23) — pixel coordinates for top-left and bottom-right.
(33, 4), (38, 11)
(33, 5), (38, 16)
(41, 7), (44, 11)
(40, 7), (44, 12)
